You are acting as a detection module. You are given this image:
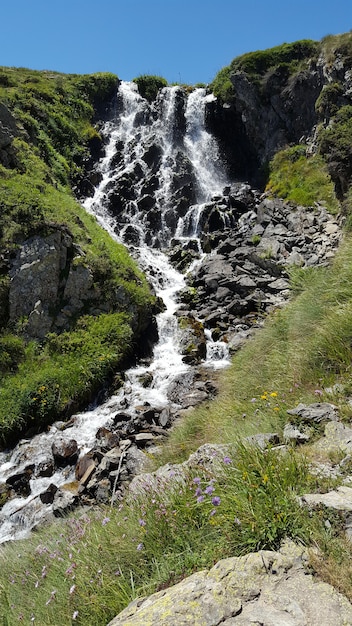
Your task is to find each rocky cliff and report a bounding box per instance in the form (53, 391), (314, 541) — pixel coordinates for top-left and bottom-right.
(207, 35), (352, 192)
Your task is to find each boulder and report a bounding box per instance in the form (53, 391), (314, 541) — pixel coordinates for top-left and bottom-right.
(108, 541), (352, 625)
(51, 439), (79, 467)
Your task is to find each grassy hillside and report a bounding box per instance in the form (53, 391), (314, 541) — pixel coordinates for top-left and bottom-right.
(0, 68), (156, 446)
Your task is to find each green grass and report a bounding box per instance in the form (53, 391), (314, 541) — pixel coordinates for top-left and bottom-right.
(266, 145), (339, 211)
(0, 67), (117, 186)
(0, 313), (135, 446)
(210, 39), (318, 102)
(0, 443), (325, 625)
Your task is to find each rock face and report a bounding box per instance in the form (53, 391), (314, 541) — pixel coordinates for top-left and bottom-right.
(175, 183), (341, 349)
(5, 224), (151, 340)
(108, 541), (352, 626)
(0, 103), (17, 167)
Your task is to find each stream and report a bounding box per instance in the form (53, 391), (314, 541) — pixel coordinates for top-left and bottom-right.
(0, 82), (231, 543)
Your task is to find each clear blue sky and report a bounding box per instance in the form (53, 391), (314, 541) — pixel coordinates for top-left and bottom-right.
(1, 0), (352, 84)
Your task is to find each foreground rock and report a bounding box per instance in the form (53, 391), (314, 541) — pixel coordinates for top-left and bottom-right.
(108, 541), (352, 625)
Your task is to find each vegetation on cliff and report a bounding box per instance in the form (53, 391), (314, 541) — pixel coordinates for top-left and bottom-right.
(0, 67), (156, 446)
(210, 39), (318, 101)
(132, 74), (168, 102)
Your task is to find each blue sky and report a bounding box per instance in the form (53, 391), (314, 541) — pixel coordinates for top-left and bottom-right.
(2, 0), (352, 84)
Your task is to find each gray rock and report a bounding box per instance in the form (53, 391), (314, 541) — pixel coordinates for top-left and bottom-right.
(108, 541), (352, 625)
(0, 103), (17, 148)
(286, 402), (339, 424)
(283, 423), (310, 444)
(245, 432), (280, 450)
(301, 485), (352, 512)
(312, 421), (352, 456)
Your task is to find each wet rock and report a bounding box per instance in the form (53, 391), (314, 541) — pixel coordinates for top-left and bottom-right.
(39, 483), (58, 504)
(51, 439), (79, 467)
(112, 412), (132, 424)
(178, 315), (207, 365)
(52, 488), (77, 516)
(5, 465), (35, 496)
(96, 427), (120, 450)
(35, 459), (55, 478)
(75, 454), (96, 482)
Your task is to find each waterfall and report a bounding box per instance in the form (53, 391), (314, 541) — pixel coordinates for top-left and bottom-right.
(0, 82), (231, 543)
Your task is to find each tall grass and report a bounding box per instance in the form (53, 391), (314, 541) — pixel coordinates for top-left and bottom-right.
(0, 444), (322, 625)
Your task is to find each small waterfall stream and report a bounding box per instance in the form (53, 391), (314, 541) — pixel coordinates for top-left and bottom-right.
(0, 82), (230, 543)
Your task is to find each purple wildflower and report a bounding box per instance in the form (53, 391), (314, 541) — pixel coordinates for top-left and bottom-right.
(102, 517), (110, 526)
(205, 485), (214, 495)
(211, 496), (221, 506)
(139, 519), (146, 527)
(136, 543), (144, 551)
(195, 487), (202, 497)
(223, 456), (232, 464)
(197, 495), (205, 503)
(193, 477), (201, 485)
(314, 389), (323, 396)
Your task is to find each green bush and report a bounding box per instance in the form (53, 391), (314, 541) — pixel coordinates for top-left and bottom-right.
(230, 39), (318, 77)
(0, 334), (25, 374)
(133, 74), (168, 102)
(210, 66), (234, 102)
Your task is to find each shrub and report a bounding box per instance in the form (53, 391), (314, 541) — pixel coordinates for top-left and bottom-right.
(0, 334), (25, 374)
(230, 39), (318, 77)
(210, 66), (234, 102)
(133, 74), (168, 102)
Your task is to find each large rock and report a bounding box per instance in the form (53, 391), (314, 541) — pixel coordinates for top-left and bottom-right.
(0, 103), (17, 147)
(108, 541), (352, 625)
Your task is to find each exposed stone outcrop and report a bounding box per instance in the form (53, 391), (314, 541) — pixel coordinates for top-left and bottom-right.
(0, 103), (17, 167)
(108, 540), (352, 625)
(5, 224), (152, 340)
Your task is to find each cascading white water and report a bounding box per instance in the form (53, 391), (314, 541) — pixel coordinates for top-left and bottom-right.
(184, 89), (226, 202)
(0, 81), (231, 543)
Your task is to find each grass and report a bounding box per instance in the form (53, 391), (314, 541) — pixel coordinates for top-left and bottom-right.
(0, 443), (325, 625)
(0, 313), (135, 446)
(265, 145), (339, 211)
